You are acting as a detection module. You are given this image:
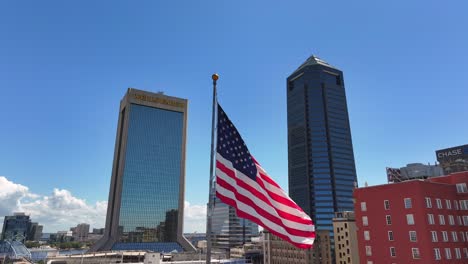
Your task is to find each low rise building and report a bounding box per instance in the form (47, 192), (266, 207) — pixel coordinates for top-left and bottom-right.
(333, 211), (359, 264)
(355, 171), (468, 263)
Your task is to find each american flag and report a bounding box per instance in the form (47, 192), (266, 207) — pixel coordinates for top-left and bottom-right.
(215, 103), (315, 249)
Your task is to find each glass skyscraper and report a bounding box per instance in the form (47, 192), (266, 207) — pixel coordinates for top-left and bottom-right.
(287, 56), (357, 263)
(209, 197), (258, 254)
(92, 88), (194, 252)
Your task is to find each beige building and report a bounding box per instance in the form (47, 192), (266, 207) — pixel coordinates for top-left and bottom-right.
(333, 211), (359, 264)
(263, 230), (331, 264)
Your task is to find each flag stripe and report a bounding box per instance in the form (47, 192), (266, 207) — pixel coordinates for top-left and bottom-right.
(216, 155), (312, 223)
(215, 186), (315, 248)
(216, 170), (315, 235)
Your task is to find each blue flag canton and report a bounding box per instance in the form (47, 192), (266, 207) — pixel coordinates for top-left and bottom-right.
(217, 104), (257, 180)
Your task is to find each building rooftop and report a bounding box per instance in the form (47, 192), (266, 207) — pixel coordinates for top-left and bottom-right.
(291, 55), (338, 75)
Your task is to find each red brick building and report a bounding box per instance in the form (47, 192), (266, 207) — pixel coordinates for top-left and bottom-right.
(354, 172), (468, 263)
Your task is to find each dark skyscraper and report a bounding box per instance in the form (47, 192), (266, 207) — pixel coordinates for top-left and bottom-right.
(92, 88), (194, 252)
(287, 56), (357, 262)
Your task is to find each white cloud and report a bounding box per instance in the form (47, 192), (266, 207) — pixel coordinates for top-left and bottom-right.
(0, 176), (207, 234)
(0, 176), (107, 232)
(183, 201), (206, 233)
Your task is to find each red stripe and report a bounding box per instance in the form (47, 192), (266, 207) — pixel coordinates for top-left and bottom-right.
(216, 191), (315, 249)
(256, 173), (307, 214)
(216, 161), (313, 225)
(216, 177), (314, 237)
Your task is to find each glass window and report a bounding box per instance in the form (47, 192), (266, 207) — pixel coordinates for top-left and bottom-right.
(455, 248), (461, 259)
(434, 248), (441, 260)
(361, 202), (367, 211)
(388, 231), (394, 241)
(409, 231), (417, 242)
(404, 198), (412, 209)
(362, 216), (368, 226)
(425, 197), (432, 208)
(446, 199), (452, 209)
(449, 215), (455, 225)
(386, 215), (392, 225)
(364, 231), (370, 240)
(384, 200), (390, 210)
(439, 215), (445, 225)
(412, 248), (420, 259)
(428, 214), (435, 225)
(366, 246), (372, 256)
(431, 231), (438, 242)
(442, 231), (448, 242)
(445, 248), (452, 259)
(452, 231), (458, 242)
(454, 200), (459, 210)
(407, 214), (415, 225)
(436, 199), (443, 209)
(390, 247), (396, 257)
(456, 183), (467, 193)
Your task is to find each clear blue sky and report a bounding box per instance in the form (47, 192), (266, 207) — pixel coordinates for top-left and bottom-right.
(1, 1), (467, 231)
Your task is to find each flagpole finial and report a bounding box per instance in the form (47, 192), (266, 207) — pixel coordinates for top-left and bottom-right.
(212, 73), (219, 82)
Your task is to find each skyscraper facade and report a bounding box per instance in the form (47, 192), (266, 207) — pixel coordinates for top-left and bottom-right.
(1, 213), (32, 242)
(92, 88), (194, 252)
(287, 56), (358, 262)
(210, 197), (258, 254)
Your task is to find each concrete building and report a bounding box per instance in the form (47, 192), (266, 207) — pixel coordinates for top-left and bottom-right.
(70, 223), (90, 242)
(354, 171), (468, 263)
(332, 211), (359, 264)
(286, 55), (358, 263)
(387, 163), (444, 183)
(263, 230), (330, 264)
(91, 89), (194, 252)
(436, 144), (468, 174)
(27, 222), (43, 241)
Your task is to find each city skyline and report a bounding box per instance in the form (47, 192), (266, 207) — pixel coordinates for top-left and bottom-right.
(1, 1), (468, 234)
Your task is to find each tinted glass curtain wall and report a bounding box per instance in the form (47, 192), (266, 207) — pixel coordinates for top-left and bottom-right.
(287, 56), (358, 261)
(91, 89), (194, 252)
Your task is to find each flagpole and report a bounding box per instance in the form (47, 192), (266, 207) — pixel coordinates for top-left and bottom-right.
(206, 73), (218, 264)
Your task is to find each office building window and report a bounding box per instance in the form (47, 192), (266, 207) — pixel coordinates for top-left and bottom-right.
(460, 200), (468, 210)
(456, 183), (467, 193)
(455, 248), (461, 259)
(412, 248), (420, 259)
(384, 200), (390, 210)
(442, 231), (448, 242)
(362, 216), (368, 226)
(434, 248), (441, 260)
(409, 231), (417, 242)
(364, 231), (370, 241)
(390, 247), (396, 257)
(361, 202), (367, 211)
(431, 231), (438, 242)
(407, 214), (415, 225)
(366, 246), (372, 256)
(428, 214), (435, 225)
(388, 231), (394, 241)
(446, 199), (452, 209)
(386, 215), (392, 225)
(404, 198), (412, 209)
(445, 248), (452, 259)
(463, 216), (468, 226)
(425, 197), (432, 208)
(454, 200), (459, 210)
(463, 248), (468, 258)
(452, 231), (458, 242)
(436, 199), (443, 209)
(458, 216), (462, 225)
(461, 231), (466, 242)
(439, 215), (445, 225)
(448, 215), (455, 225)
